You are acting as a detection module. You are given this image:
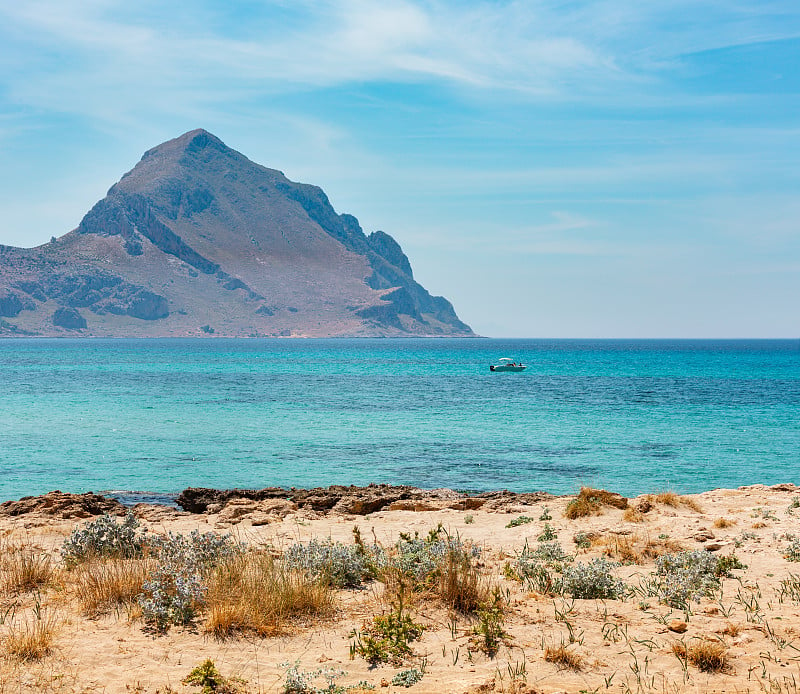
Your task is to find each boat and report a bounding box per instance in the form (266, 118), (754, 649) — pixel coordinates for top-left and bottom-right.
(489, 357), (526, 372)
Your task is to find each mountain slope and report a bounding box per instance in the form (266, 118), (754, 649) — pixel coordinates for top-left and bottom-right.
(0, 130), (473, 337)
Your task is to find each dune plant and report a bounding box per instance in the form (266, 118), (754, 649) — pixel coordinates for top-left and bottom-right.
(3, 602), (58, 661)
(350, 594), (424, 665)
(74, 558), (150, 616)
(564, 487), (627, 519)
(652, 550), (740, 609)
(205, 551), (333, 638)
(544, 643), (582, 670)
(283, 538), (373, 588)
(561, 558), (625, 600)
(0, 542), (55, 594)
(61, 512), (145, 567)
(138, 530), (238, 631)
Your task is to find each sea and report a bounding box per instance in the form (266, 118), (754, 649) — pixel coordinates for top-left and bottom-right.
(1, 338), (798, 504)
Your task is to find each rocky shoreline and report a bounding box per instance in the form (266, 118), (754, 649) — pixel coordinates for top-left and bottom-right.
(0, 483), (556, 521)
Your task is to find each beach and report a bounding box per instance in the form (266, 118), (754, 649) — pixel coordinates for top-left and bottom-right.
(2, 483), (800, 693)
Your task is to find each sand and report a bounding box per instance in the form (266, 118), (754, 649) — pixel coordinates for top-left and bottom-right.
(2, 484), (800, 693)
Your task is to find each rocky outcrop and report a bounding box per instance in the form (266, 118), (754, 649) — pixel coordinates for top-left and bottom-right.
(0, 491), (126, 519)
(0, 290), (35, 317)
(175, 483), (553, 516)
(52, 307), (87, 329)
(0, 129), (472, 337)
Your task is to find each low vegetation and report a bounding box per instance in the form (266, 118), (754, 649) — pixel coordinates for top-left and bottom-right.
(564, 487), (628, 519)
(205, 552), (333, 638)
(672, 639), (728, 672)
(544, 643), (583, 670)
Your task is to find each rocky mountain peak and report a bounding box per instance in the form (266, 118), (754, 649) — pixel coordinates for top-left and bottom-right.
(0, 131), (474, 337)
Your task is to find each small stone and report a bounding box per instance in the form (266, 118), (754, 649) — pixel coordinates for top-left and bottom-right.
(669, 620), (688, 633)
(693, 530), (715, 542)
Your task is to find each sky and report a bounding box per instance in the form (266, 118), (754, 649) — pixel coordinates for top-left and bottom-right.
(0, 1), (798, 338)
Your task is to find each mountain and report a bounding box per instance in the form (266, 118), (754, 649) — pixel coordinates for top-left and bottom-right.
(0, 130), (474, 337)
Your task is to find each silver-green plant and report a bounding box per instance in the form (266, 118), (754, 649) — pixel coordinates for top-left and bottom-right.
(561, 558), (625, 600)
(654, 550), (720, 609)
(283, 538), (373, 588)
(61, 512), (145, 567)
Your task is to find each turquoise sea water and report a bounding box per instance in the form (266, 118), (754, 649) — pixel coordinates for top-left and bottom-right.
(1, 338), (798, 502)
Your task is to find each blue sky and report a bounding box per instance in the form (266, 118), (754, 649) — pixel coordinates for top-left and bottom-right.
(0, 0), (798, 337)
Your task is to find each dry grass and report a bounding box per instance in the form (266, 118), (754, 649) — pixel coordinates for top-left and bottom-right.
(651, 491), (703, 513)
(436, 547), (490, 613)
(713, 517), (736, 529)
(623, 507), (645, 523)
(564, 487), (628, 519)
(0, 543), (56, 595)
(73, 558), (150, 616)
(641, 534), (685, 559)
(601, 535), (642, 564)
(544, 644), (583, 670)
(600, 532), (684, 564)
(721, 622), (742, 637)
(2, 610), (58, 661)
(204, 551), (333, 638)
(672, 639), (728, 672)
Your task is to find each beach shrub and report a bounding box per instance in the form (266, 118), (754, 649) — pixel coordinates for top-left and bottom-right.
(283, 538), (372, 588)
(784, 538), (800, 562)
(139, 563), (206, 630)
(573, 532), (592, 550)
(508, 541), (571, 595)
(138, 530), (238, 631)
(375, 526), (480, 588)
(506, 515), (535, 528)
(61, 512), (145, 567)
(392, 669), (424, 688)
(183, 659), (245, 693)
(537, 524), (558, 541)
(653, 550), (723, 609)
(281, 662), (373, 693)
(561, 558), (625, 600)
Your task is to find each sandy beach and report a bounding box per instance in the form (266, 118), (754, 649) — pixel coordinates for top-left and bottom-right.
(2, 483), (800, 693)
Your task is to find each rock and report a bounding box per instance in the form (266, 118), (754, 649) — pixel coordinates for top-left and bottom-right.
(668, 620), (688, 633)
(0, 491), (125, 519)
(771, 483), (798, 492)
(704, 541), (730, 552)
(217, 498), (298, 524)
(176, 484), (553, 517)
(132, 504), (188, 522)
(635, 498), (653, 513)
(693, 529), (715, 542)
(0, 290), (34, 317)
(53, 307), (87, 329)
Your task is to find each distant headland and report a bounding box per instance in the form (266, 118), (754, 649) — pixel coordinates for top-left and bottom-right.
(0, 129), (473, 338)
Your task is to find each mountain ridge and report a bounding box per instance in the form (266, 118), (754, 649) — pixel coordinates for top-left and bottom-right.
(0, 129), (473, 337)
